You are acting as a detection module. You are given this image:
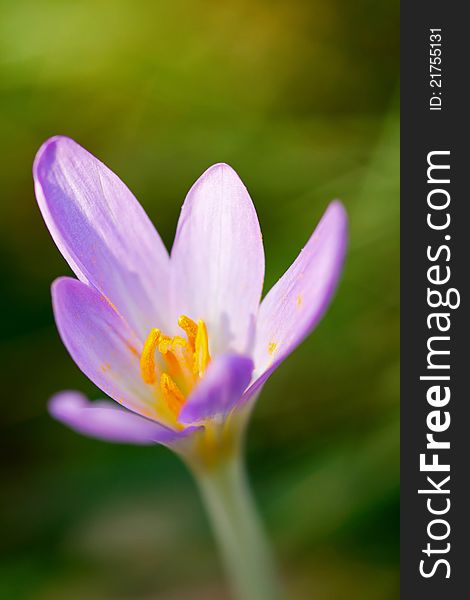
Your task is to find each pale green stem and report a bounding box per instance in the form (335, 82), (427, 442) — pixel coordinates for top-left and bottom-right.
(191, 453), (282, 600)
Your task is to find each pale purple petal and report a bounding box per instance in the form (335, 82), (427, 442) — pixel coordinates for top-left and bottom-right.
(170, 164), (264, 354)
(34, 136), (170, 340)
(49, 391), (200, 445)
(244, 201), (348, 402)
(52, 276), (161, 420)
(178, 354), (254, 424)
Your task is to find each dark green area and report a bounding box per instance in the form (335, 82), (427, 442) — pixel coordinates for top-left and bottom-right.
(0, 0), (399, 598)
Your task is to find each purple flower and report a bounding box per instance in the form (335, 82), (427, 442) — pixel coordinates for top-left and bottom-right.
(34, 136), (347, 459)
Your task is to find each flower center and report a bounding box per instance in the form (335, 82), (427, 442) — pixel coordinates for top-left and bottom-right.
(140, 315), (211, 425)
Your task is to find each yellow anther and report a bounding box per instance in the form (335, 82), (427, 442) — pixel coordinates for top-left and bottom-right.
(155, 337), (177, 374)
(195, 319), (210, 377)
(268, 342), (277, 355)
(160, 372), (185, 416)
(171, 336), (188, 349)
(140, 329), (161, 384)
(141, 317), (212, 422)
(178, 315), (198, 350)
(157, 336), (172, 355)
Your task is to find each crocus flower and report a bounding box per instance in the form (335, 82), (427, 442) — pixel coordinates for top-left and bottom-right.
(33, 136), (347, 599)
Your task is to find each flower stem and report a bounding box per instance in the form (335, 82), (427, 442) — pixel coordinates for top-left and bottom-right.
(192, 453), (282, 600)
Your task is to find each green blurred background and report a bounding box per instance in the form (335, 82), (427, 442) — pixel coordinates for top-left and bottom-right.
(0, 0), (399, 598)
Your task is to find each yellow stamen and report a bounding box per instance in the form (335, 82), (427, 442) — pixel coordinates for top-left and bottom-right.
(171, 336), (188, 348)
(157, 335), (172, 355)
(141, 317), (212, 422)
(195, 319), (210, 376)
(157, 336), (181, 377)
(140, 328), (161, 384)
(178, 315), (198, 351)
(160, 372), (185, 416)
(170, 336), (197, 392)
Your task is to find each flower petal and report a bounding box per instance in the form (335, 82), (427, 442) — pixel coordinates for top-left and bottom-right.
(52, 276), (160, 419)
(178, 354), (254, 424)
(170, 164), (264, 355)
(245, 201), (348, 401)
(34, 136), (170, 340)
(49, 391), (200, 445)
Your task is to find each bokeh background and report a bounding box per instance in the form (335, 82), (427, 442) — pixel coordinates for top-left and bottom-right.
(0, 1), (399, 598)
